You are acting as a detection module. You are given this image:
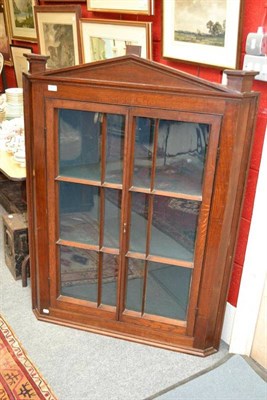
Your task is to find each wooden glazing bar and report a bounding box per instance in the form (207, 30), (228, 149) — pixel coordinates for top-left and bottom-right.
(102, 182), (122, 190)
(99, 187), (105, 249)
(126, 251), (193, 268)
(97, 252), (103, 307)
(146, 255), (194, 269)
(126, 251), (146, 260)
(100, 113), (107, 184)
(57, 239), (99, 252)
(117, 113), (134, 319)
(141, 192), (154, 316)
(146, 194), (154, 258)
(100, 247), (120, 255)
(129, 186), (202, 201)
(150, 119), (159, 192)
(141, 260), (148, 316)
(129, 187), (151, 194)
(151, 190), (202, 202)
(98, 112), (107, 306)
(56, 176), (102, 187)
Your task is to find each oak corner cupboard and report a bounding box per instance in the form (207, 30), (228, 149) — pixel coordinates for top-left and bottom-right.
(23, 54), (259, 356)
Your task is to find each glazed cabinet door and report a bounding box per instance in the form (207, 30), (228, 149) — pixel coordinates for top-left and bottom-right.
(121, 109), (221, 335)
(45, 99), (221, 335)
(46, 100), (128, 320)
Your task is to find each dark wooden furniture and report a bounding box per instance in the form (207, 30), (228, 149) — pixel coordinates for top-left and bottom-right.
(23, 54), (259, 355)
(2, 213), (28, 280)
(0, 149), (26, 214)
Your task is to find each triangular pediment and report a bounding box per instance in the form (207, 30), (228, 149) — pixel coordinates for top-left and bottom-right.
(33, 55), (237, 94)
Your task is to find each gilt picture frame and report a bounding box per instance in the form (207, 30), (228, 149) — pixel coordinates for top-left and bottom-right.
(11, 45), (33, 87)
(163, 0), (243, 69)
(7, 0), (37, 41)
(87, 0), (154, 15)
(80, 19), (152, 63)
(34, 5), (82, 70)
(0, 1), (12, 65)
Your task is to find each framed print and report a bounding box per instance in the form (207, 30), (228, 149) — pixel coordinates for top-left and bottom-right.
(34, 5), (82, 70)
(163, 0), (243, 69)
(11, 45), (32, 87)
(80, 19), (152, 63)
(87, 0), (154, 15)
(7, 0), (37, 41)
(0, 1), (12, 65)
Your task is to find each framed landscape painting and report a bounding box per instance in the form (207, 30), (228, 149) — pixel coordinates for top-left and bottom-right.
(163, 0), (243, 69)
(0, 1), (12, 65)
(87, 0), (154, 15)
(80, 19), (152, 63)
(34, 5), (82, 70)
(7, 0), (37, 41)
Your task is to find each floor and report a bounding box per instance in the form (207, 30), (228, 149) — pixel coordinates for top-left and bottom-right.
(0, 205), (266, 399)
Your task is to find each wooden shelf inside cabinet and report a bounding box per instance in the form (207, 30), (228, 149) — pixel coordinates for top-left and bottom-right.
(23, 54), (259, 355)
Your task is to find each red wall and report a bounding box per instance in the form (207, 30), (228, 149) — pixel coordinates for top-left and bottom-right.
(2, 0), (266, 307)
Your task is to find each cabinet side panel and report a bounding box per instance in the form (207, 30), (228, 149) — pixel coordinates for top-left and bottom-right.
(193, 101), (245, 349)
(30, 83), (50, 312)
(213, 96), (259, 348)
(23, 75), (37, 309)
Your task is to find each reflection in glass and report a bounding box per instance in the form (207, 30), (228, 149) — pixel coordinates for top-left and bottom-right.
(154, 121), (209, 195)
(104, 189), (121, 248)
(58, 109), (101, 181)
(150, 196), (200, 261)
(125, 258), (144, 313)
(105, 114), (125, 184)
(129, 192), (149, 254)
(132, 117), (155, 189)
(60, 246), (98, 303)
(59, 182), (100, 245)
(101, 254), (119, 307)
(131, 116), (209, 195)
(145, 262), (192, 320)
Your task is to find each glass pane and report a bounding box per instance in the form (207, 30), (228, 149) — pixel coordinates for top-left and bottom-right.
(59, 109), (101, 181)
(132, 117), (155, 189)
(145, 262), (192, 321)
(59, 182), (100, 245)
(105, 114), (125, 184)
(101, 254), (119, 307)
(104, 189), (121, 248)
(150, 196), (200, 262)
(60, 246), (98, 303)
(129, 192), (149, 254)
(125, 259), (144, 313)
(154, 121), (209, 196)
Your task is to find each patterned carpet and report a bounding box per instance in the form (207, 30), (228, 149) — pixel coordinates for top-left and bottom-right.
(0, 316), (57, 400)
